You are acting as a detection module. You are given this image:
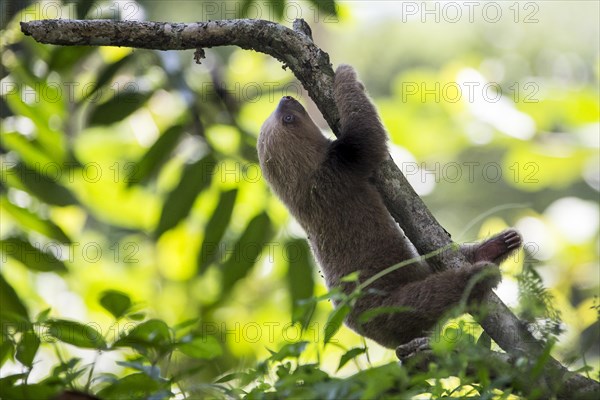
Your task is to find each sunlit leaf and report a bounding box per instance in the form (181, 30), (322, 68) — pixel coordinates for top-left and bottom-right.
(96, 372), (170, 400)
(2, 83), (66, 161)
(50, 358), (81, 378)
(221, 212), (272, 296)
(0, 132), (57, 169)
(47, 46), (95, 72)
(127, 124), (187, 186)
(0, 337), (14, 368)
(341, 271), (360, 282)
(3, 162), (78, 207)
(177, 335), (222, 359)
(88, 91), (152, 126)
(172, 318), (200, 332)
(477, 331), (492, 349)
(1, 237), (67, 272)
(324, 304), (350, 345)
(358, 306), (411, 324)
(15, 330), (40, 367)
(0, 373), (27, 389)
(292, 298), (316, 329)
(286, 239), (315, 327)
(0, 382), (59, 400)
(240, 0), (254, 17)
(75, 0), (96, 18)
(272, 0), (285, 19)
(215, 372), (252, 384)
(46, 319), (106, 349)
(0, 273), (30, 324)
(83, 53), (136, 101)
(99, 290), (132, 320)
(268, 341), (308, 362)
(116, 361), (161, 378)
(127, 312), (146, 321)
(114, 319), (171, 350)
(197, 188), (237, 273)
(155, 154), (216, 238)
(337, 347), (366, 371)
(35, 308), (52, 323)
(308, 0), (337, 16)
(1, 198), (71, 244)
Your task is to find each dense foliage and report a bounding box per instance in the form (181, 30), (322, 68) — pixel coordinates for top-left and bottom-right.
(1, 1), (598, 399)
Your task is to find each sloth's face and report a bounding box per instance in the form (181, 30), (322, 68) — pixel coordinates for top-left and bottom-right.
(260, 96), (321, 142)
(257, 96), (328, 189)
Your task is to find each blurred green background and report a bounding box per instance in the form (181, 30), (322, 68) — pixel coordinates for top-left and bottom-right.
(1, 0), (598, 393)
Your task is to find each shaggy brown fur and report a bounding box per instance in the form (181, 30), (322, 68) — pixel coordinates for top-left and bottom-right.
(257, 64), (522, 348)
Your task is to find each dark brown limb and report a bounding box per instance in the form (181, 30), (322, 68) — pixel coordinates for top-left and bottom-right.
(461, 229), (522, 265)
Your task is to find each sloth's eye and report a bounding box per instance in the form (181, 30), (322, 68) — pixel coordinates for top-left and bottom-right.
(283, 114), (295, 124)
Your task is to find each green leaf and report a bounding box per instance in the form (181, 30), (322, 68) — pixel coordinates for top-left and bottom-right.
(0, 373), (27, 388)
(127, 312), (146, 321)
(358, 306), (411, 324)
(50, 358), (82, 378)
(0, 382), (59, 400)
(172, 318), (200, 332)
(268, 341), (308, 362)
(286, 239), (315, 326)
(116, 361), (160, 378)
(99, 290), (132, 320)
(46, 319), (106, 349)
(2, 77), (64, 148)
(308, 0), (337, 17)
(35, 308), (52, 323)
(83, 53), (136, 101)
(47, 46), (95, 72)
(96, 372), (169, 400)
(324, 304), (351, 345)
(272, 0), (285, 19)
(15, 330), (40, 367)
(0, 132), (57, 170)
(341, 271), (360, 282)
(221, 213), (272, 296)
(88, 91), (152, 126)
(1, 237), (67, 272)
(197, 188), (237, 273)
(433, 327), (462, 352)
(215, 372), (252, 384)
(171, 364), (206, 381)
(114, 319), (171, 350)
(127, 124), (187, 186)
(477, 331), (492, 349)
(0, 273), (30, 324)
(1, 197), (71, 244)
(155, 154), (216, 237)
(337, 347), (367, 371)
(292, 298), (316, 329)
(3, 162), (78, 207)
(75, 0), (96, 18)
(177, 335), (222, 359)
(240, 0), (255, 17)
(0, 337), (14, 368)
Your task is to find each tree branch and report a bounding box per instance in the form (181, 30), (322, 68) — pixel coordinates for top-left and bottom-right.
(20, 18), (598, 397)
(20, 19), (339, 133)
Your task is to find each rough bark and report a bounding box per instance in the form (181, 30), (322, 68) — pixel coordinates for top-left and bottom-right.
(20, 18), (599, 397)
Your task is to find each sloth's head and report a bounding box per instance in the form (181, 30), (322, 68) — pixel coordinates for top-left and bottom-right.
(260, 96), (323, 142)
(258, 96), (325, 161)
(257, 96), (328, 190)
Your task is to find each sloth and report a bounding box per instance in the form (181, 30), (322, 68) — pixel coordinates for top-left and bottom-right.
(257, 64), (522, 348)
